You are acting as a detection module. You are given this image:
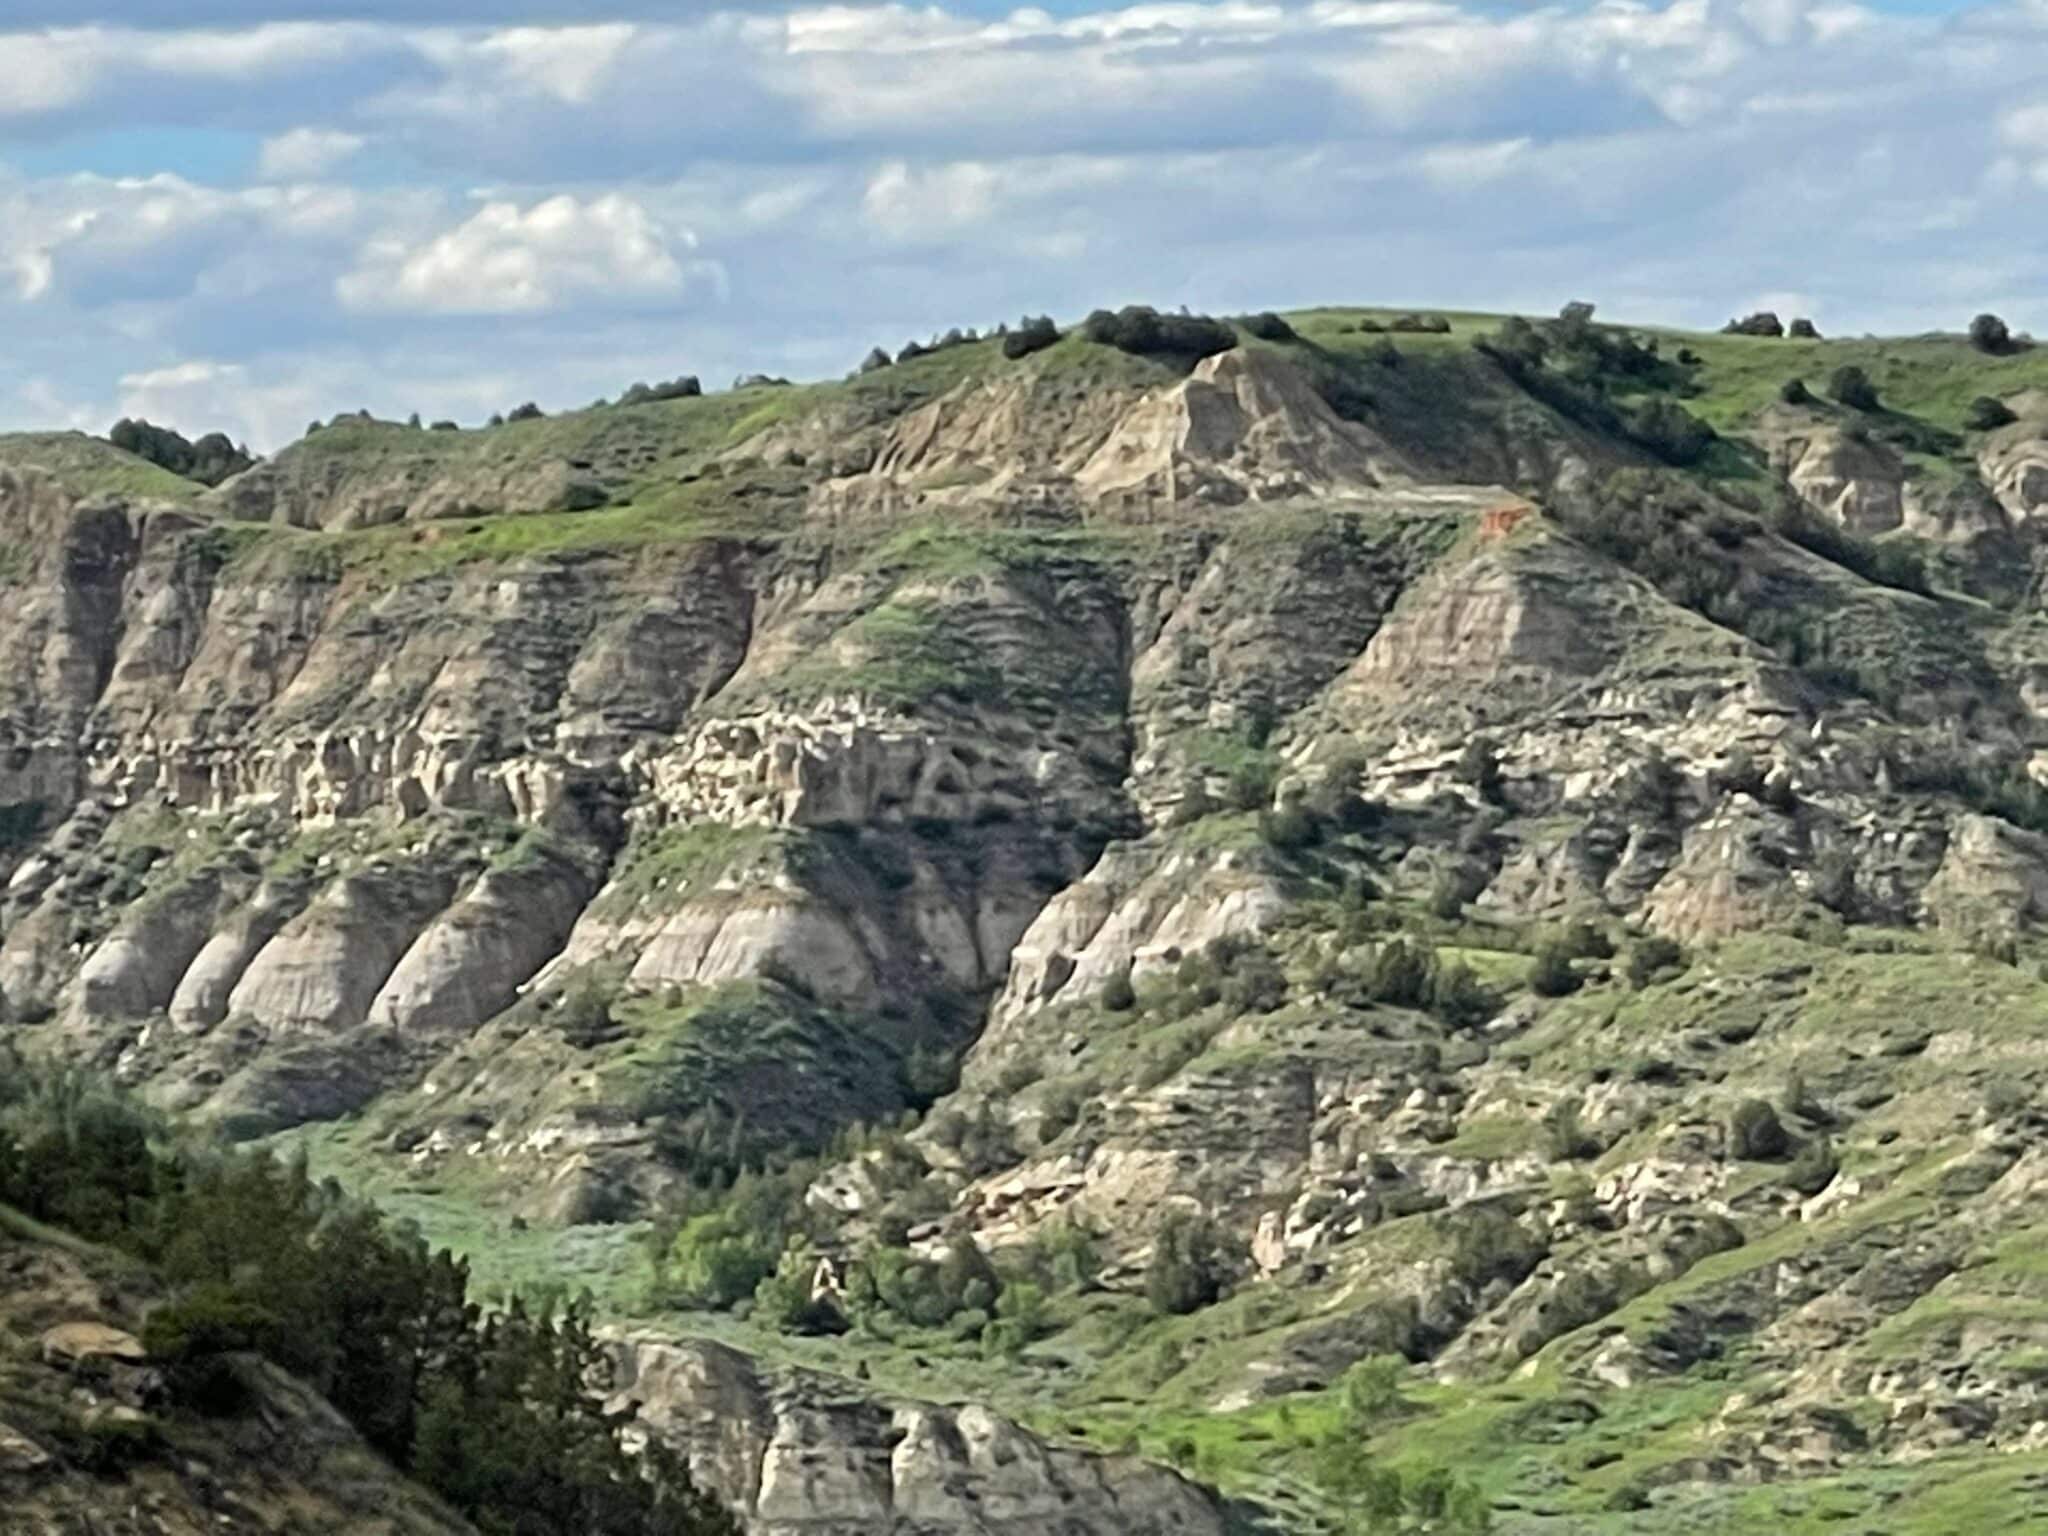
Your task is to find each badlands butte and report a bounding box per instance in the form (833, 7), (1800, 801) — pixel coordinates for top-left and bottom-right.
(14, 302), (2048, 1532)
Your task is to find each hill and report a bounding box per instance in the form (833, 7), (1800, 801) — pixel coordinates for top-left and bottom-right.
(7, 301), (2048, 1530)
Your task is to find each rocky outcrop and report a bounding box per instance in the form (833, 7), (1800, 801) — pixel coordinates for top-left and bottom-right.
(610, 1337), (1227, 1536)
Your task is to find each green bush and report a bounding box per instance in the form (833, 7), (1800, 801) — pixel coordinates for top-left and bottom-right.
(1100, 965), (1137, 1012)
(1527, 942), (1581, 998)
(1970, 312), (2015, 354)
(1829, 364), (1879, 411)
(1966, 395), (2018, 431)
(1728, 1098), (1791, 1161)
(669, 1212), (778, 1309)
(1146, 1211), (1228, 1315)
(1543, 1100), (1598, 1162)
(1259, 803), (1321, 850)
(1722, 312), (1784, 337)
(1786, 1134), (1839, 1197)
(1002, 315), (1059, 360)
(1779, 377), (1813, 406)
(1625, 936), (1686, 988)
(1081, 305), (1237, 359)
(1789, 318), (1820, 339)
(1238, 311), (1297, 342)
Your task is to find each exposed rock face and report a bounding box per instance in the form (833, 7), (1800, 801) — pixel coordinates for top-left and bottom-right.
(20, 329), (2048, 1532)
(611, 1337), (1227, 1536)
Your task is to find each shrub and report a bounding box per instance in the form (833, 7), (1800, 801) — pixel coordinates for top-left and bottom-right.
(1386, 313), (1451, 333)
(1429, 871), (1472, 920)
(1457, 736), (1506, 804)
(1558, 921), (1614, 960)
(1146, 1211), (1228, 1315)
(1626, 398), (1716, 466)
(1625, 936), (1685, 988)
(1238, 311), (1296, 342)
(108, 418), (254, 487)
(1081, 305), (1237, 360)
(1219, 945), (1288, 1015)
(621, 376), (702, 405)
(1970, 312), (2014, 354)
(430, 420), (459, 431)
(1543, 1100), (1599, 1161)
(1227, 755), (1280, 812)
(1037, 1078), (1090, 1141)
(1369, 939), (1434, 1009)
(1779, 378), (1813, 406)
(1789, 318), (1820, 339)
(669, 1213), (777, 1309)
(1966, 395), (2018, 431)
(1727, 1098), (1791, 1161)
(1258, 803), (1321, 850)
(1337, 1355), (1406, 1429)
(1785, 1135), (1839, 1197)
(1002, 315), (1059, 360)
(1100, 965), (1137, 1013)
(1722, 312), (1784, 337)
(506, 402), (545, 422)
(1528, 942), (1581, 998)
(1829, 365), (1879, 412)
(858, 346), (892, 374)
(1428, 961), (1495, 1029)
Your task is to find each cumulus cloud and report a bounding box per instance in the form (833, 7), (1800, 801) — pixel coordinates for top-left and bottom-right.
(257, 127), (367, 179)
(336, 193), (703, 314)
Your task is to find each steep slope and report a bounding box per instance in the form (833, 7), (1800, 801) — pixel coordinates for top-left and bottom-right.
(0, 1211), (475, 1536)
(13, 309), (2048, 1531)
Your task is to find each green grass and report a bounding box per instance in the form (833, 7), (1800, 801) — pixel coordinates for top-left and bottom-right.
(0, 431), (205, 502)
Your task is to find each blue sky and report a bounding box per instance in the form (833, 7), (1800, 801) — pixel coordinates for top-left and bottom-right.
(0, 1), (2039, 448)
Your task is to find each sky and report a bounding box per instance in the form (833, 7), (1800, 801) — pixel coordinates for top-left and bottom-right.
(0, 0), (2037, 449)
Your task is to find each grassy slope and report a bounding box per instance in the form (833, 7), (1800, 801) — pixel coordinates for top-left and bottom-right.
(0, 431), (204, 502)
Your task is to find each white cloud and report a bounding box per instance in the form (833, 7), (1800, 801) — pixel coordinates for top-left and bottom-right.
(257, 127), (367, 179)
(336, 193), (700, 314)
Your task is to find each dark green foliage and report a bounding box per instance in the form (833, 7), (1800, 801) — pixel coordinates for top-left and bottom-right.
(1001, 315), (1059, 360)
(1623, 397), (1716, 466)
(1369, 938), (1434, 1008)
(1557, 921), (1614, 961)
(1828, 365), (1879, 411)
(1227, 754), (1281, 812)
(1080, 305), (1237, 360)
(620, 377), (702, 405)
(1625, 936), (1686, 988)
(0, 1063), (736, 1536)
(1543, 1100), (1598, 1162)
(1385, 313), (1451, 333)
(1728, 1098), (1791, 1161)
(1146, 1211), (1229, 1315)
(430, 420), (460, 431)
(1259, 802), (1321, 850)
(1457, 736), (1505, 805)
(1238, 311), (1297, 342)
(506, 402), (545, 422)
(1428, 961), (1494, 1029)
(1722, 312), (1784, 337)
(1219, 943), (1288, 1015)
(1769, 500), (1930, 594)
(1100, 964), (1138, 1013)
(1527, 942), (1581, 998)
(1789, 318), (1820, 339)
(108, 417), (253, 486)
(1786, 1135), (1839, 1198)
(1969, 313), (2016, 354)
(1779, 377), (1813, 405)
(1966, 395), (2018, 431)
